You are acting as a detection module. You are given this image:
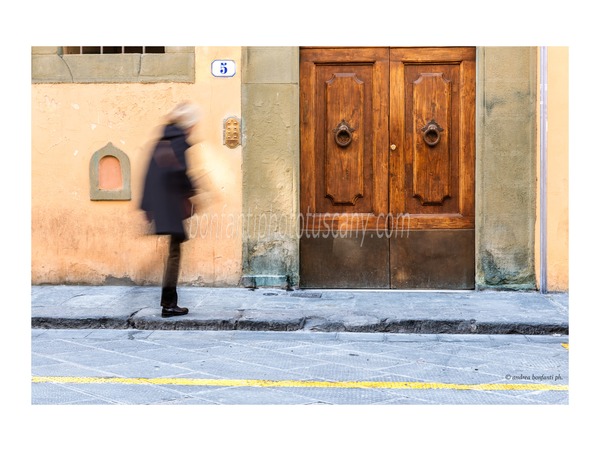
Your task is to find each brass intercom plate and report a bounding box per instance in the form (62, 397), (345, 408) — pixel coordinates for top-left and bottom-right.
(223, 116), (241, 149)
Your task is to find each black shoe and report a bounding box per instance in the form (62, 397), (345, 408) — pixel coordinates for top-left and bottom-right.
(161, 306), (189, 318)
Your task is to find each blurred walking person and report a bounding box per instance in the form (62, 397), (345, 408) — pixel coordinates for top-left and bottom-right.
(141, 102), (200, 317)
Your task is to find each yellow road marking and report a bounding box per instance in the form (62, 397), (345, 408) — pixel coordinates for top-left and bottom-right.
(31, 376), (568, 391)
(561, 343), (569, 350)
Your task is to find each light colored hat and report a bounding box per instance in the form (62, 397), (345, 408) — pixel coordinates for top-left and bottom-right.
(167, 102), (200, 130)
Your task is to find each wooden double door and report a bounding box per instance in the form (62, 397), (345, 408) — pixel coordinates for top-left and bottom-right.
(299, 47), (476, 289)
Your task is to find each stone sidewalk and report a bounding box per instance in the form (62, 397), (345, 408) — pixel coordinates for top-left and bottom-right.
(31, 285), (569, 335)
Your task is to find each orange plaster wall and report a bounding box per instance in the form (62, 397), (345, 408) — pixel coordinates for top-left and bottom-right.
(31, 47), (243, 286)
(546, 47), (569, 291)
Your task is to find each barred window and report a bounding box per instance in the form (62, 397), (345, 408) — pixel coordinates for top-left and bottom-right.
(63, 46), (165, 55)
(32, 46), (194, 83)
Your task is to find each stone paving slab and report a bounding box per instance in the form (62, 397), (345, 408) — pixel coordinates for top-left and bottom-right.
(31, 329), (569, 406)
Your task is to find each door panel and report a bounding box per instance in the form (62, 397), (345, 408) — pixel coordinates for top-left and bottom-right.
(390, 230), (475, 289)
(411, 69), (453, 207)
(321, 68), (368, 208)
(301, 48), (389, 231)
(300, 47), (475, 289)
(300, 234), (390, 289)
(300, 48), (390, 288)
(390, 48), (475, 230)
(390, 48), (475, 289)
(389, 48), (475, 288)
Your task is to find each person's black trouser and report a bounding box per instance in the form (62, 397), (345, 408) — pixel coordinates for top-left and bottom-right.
(161, 234), (185, 308)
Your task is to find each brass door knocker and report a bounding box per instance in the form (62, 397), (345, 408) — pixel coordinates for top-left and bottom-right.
(421, 119), (444, 147)
(333, 119), (355, 148)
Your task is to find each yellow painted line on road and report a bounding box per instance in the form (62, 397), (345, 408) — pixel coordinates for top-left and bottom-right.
(32, 376), (567, 391)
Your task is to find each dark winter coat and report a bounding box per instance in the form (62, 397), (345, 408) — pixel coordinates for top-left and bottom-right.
(141, 124), (195, 238)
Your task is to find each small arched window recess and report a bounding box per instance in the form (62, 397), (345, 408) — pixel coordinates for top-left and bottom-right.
(89, 143), (131, 200)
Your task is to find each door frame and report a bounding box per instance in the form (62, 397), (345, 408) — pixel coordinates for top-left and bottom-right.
(240, 46), (538, 290)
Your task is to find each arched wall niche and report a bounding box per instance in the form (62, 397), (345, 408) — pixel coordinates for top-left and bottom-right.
(89, 142), (131, 201)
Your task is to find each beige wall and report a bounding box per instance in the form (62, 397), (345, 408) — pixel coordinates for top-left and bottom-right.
(475, 47), (538, 289)
(31, 47), (243, 286)
(31, 46), (569, 291)
(536, 47), (569, 292)
(241, 47), (300, 288)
